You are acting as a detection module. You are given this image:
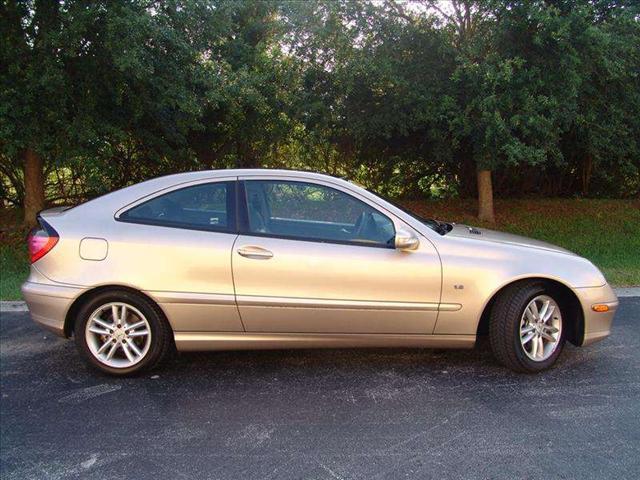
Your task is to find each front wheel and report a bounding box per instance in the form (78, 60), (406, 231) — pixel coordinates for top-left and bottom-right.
(489, 282), (565, 373)
(74, 290), (172, 376)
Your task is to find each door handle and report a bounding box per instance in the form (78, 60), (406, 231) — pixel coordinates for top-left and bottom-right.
(237, 246), (273, 259)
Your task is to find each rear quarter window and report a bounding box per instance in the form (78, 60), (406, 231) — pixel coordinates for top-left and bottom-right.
(119, 181), (235, 232)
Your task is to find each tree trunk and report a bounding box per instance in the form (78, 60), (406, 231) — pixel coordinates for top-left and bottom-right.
(477, 169), (495, 223)
(581, 153), (593, 196)
(23, 148), (45, 226)
(455, 140), (476, 198)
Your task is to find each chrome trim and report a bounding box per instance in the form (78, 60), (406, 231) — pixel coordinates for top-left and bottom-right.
(237, 246), (274, 259)
(145, 291), (236, 305)
(235, 295), (449, 311)
(174, 332), (476, 351)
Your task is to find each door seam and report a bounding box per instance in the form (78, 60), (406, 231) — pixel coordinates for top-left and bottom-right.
(230, 233), (247, 331)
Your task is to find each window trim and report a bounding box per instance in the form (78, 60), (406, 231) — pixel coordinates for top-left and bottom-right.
(116, 180), (237, 234)
(238, 179), (396, 249)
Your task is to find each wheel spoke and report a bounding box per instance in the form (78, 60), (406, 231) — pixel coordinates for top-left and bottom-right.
(541, 331), (555, 342)
(537, 336), (544, 358)
(531, 335), (538, 357)
(524, 306), (536, 323)
(89, 326), (111, 335)
(120, 305), (128, 325)
(127, 320), (146, 331)
(543, 305), (556, 323)
(538, 300), (550, 322)
(97, 339), (113, 354)
(521, 332), (536, 345)
(521, 325), (535, 335)
(543, 325), (559, 334)
(106, 342), (118, 360)
(127, 340), (142, 357)
(530, 301), (540, 320)
(111, 305), (120, 323)
(92, 317), (114, 331)
(121, 343), (135, 363)
(128, 329), (149, 337)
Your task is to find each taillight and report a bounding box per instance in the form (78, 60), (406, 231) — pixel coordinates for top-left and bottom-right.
(27, 219), (59, 263)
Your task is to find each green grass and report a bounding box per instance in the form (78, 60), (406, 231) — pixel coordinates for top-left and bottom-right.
(0, 243), (28, 301)
(0, 199), (638, 300)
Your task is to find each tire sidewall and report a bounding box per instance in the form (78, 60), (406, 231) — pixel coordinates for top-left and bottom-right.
(74, 291), (165, 376)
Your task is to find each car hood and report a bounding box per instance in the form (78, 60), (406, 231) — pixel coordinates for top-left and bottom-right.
(446, 224), (575, 255)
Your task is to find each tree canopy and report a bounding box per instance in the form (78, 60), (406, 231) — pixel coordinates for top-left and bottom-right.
(1, 0), (639, 224)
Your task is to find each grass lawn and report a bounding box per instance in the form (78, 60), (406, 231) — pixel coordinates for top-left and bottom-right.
(0, 199), (638, 300)
(1, 243), (27, 301)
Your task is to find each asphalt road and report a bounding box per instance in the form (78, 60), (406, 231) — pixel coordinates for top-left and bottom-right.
(1, 298), (639, 480)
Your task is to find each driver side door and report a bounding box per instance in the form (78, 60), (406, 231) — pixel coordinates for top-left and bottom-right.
(231, 176), (442, 334)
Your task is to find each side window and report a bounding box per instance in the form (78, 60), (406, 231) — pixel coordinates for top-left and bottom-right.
(243, 180), (395, 247)
(120, 181), (235, 232)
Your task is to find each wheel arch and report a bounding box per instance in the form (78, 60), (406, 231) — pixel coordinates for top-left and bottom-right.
(476, 277), (584, 346)
(63, 285), (171, 338)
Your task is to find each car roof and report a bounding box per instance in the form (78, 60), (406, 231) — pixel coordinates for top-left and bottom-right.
(70, 169), (353, 214)
(136, 168), (341, 187)
(57, 168), (438, 241)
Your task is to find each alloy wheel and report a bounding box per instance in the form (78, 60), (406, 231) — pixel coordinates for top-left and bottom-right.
(519, 295), (562, 362)
(84, 302), (152, 368)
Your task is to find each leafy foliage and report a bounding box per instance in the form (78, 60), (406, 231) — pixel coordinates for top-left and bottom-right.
(0, 0), (639, 207)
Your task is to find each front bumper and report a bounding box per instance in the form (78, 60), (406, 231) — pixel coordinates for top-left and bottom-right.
(574, 284), (619, 346)
(21, 281), (85, 337)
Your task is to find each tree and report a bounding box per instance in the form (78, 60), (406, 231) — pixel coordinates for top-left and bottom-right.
(2, 0), (638, 216)
(184, 0), (298, 169)
(1, 0), (212, 221)
(283, 0), (456, 195)
(1, 0), (68, 225)
(557, 2), (640, 196)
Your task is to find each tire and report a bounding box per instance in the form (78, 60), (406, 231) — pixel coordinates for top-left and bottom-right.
(74, 290), (173, 376)
(489, 281), (566, 373)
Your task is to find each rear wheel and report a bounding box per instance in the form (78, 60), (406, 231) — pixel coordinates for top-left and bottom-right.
(74, 290), (172, 376)
(489, 281), (565, 373)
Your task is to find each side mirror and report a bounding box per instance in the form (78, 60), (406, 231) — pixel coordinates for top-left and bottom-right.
(395, 228), (419, 250)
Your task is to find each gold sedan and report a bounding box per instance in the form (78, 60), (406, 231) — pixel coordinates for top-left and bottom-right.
(22, 170), (618, 375)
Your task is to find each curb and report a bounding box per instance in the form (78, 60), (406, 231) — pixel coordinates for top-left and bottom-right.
(613, 287), (640, 298)
(2, 287), (639, 312)
(0, 301), (28, 312)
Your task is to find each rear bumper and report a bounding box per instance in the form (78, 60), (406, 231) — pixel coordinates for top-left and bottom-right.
(21, 281), (85, 337)
(574, 284), (619, 346)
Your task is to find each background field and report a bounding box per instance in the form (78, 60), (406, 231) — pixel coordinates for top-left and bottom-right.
(2, 199), (637, 300)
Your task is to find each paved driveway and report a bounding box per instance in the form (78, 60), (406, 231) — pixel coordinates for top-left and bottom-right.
(1, 298), (639, 479)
